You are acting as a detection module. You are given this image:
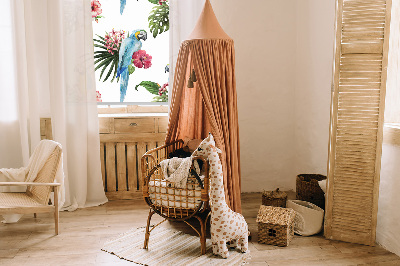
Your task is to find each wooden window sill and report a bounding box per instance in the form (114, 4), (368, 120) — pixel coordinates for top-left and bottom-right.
(97, 104), (168, 116)
(383, 123), (400, 146)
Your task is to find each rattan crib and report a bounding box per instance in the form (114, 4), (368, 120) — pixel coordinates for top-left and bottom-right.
(141, 140), (210, 254)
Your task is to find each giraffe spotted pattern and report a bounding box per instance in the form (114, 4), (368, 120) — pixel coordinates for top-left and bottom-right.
(192, 134), (249, 259)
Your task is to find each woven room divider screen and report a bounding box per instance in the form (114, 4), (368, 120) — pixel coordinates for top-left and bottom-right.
(325, 0), (392, 245)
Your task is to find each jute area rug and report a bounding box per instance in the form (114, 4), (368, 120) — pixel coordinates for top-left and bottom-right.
(102, 226), (250, 265)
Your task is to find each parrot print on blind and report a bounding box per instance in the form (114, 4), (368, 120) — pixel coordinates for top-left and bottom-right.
(116, 29), (147, 102)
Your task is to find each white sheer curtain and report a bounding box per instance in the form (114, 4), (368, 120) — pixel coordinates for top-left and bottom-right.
(0, 0), (107, 211)
(0, 1), (24, 170)
(168, 0), (205, 100)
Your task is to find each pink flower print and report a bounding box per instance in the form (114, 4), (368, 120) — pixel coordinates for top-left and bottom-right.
(96, 91), (102, 102)
(158, 0), (167, 5)
(158, 83), (168, 96)
(104, 29), (125, 54)
(91, 0), (102, 22)
(132, 50), (152, 69)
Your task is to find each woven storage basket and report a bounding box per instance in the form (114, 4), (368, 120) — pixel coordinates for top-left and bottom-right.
(296, 174), (326, 210)
(256, 205), (296, 247)
(287, 200), (324, 236)
(262, 188), (287, 208)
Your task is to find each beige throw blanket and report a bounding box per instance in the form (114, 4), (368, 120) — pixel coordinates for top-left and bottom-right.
(159, 157), (199, 188)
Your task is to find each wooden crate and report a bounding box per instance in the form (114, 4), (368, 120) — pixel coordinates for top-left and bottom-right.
(40, 114), (169, 201)
(99, 115), (168, 200)
(40, 118), (53, 140)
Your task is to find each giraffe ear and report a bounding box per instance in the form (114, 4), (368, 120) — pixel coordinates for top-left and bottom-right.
(211, 144), (222, 154)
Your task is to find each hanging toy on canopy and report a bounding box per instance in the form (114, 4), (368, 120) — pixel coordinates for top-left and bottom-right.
(187, 69), (197, 88)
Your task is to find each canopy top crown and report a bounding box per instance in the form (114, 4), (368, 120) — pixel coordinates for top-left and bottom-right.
(187, 0), (231, 40)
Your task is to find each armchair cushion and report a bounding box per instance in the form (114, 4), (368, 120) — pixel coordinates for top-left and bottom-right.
(0, 193), (42, 208)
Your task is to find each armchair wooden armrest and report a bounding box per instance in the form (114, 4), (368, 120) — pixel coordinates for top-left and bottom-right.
(0, 182), (61, 186)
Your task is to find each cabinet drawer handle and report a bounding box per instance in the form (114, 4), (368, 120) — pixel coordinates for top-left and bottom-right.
(129, 123), (138, 127)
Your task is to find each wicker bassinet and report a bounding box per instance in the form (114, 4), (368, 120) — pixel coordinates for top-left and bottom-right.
(141, 140), (210, 254)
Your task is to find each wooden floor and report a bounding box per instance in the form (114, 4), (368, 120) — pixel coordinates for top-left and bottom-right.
(1, 193), (399, 266)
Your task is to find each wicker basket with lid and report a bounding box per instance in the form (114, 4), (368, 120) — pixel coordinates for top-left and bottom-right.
(262, 188), (287, 208)
(257, 205), (296, 247)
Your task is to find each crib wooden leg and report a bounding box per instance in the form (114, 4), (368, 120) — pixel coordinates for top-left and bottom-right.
(199, 217), (206, 255)
(144, 209), (155, 249)
(193, 214), (208, 255)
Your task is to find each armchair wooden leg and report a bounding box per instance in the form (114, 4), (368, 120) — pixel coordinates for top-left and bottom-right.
(34, 213), (37, 218)
(144, 209), (155, 249)
(54, 186), (59, 235)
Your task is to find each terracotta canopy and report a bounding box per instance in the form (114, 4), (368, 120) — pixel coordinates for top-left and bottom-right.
(166, 0), (242, 212)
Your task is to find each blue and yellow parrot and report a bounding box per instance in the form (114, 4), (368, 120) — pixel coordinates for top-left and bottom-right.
(116, 29), (147, 102)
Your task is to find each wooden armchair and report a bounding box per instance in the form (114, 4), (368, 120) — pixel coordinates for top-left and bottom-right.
(0, 145), (62, 234)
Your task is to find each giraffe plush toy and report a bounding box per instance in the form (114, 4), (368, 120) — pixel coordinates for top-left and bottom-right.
(192, 133), (248, 258)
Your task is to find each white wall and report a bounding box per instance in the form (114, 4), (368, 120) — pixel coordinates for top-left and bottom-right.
(294, 1), (335, 178)
(211, 0), (335, 192)
(212, 0), (297, 191)
(377, 141), (400, 256)
(376, 2), (400, 256)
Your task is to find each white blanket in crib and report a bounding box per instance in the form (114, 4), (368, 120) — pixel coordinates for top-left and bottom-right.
(159, 157), (199, 188)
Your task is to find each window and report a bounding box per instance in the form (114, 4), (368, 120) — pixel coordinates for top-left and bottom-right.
(383, 3), (400, 145)
(92, 0), (169, 104)
(385, 1), (400, 124)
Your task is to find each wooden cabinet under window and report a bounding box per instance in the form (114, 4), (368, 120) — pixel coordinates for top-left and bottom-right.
(99, 115), (168, 200)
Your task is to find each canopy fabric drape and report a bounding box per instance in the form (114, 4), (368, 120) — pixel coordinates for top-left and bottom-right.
(166, 38), (242, 212)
